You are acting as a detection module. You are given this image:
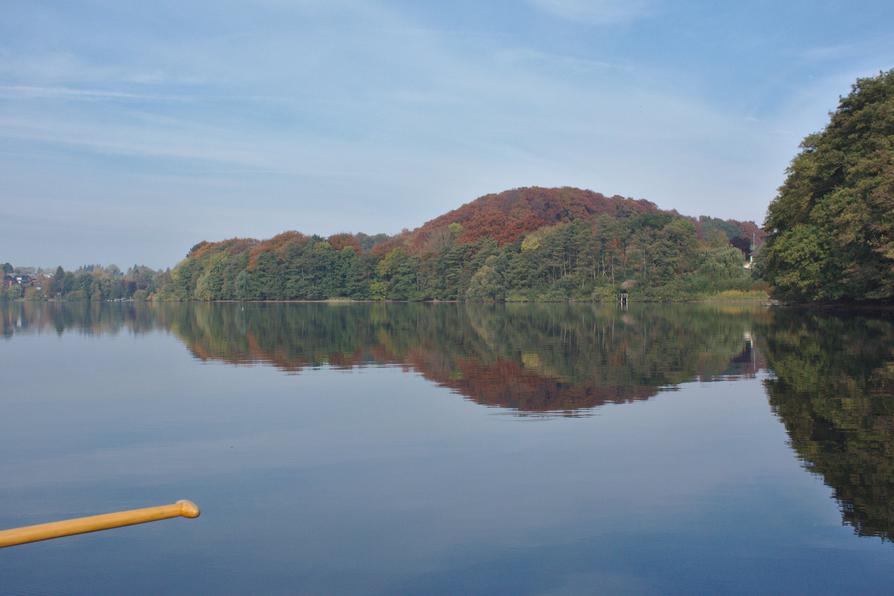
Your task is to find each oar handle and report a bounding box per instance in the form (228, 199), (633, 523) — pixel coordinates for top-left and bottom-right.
(0, 500), (200, 548)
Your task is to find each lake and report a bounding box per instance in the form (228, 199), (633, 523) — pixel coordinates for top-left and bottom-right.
(1, 302), (893, 594)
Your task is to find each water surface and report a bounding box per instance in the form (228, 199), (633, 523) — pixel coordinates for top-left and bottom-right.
(1, 302), (892, 594)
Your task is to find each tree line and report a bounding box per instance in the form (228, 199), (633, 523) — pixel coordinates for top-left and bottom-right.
(3, 207), (759, 304)
(158, 212), (758, 303)
(0, 263), (164, 302)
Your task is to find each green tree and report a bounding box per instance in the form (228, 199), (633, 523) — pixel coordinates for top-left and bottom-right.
(760, 69), (894, 302)
(251, 252), (282, 300)
(466, 255), (505, 301)
(375, 249), (418, 300)
(234, 270), (251, 300)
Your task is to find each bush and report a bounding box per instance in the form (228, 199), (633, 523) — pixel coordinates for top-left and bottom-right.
(591, 286), (617, 303)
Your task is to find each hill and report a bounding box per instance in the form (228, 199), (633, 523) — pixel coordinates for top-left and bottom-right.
(759, 69), (894, 303)
(156, 186), (764, 302)
(399, 187), (657, 253)
(375, 187), (760, 257)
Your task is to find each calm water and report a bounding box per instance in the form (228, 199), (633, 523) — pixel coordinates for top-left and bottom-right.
(1, 302), (893, 594)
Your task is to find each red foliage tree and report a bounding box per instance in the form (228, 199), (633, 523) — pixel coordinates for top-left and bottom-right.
(327, 233), (362, 255)
(403, 187), (657, 253)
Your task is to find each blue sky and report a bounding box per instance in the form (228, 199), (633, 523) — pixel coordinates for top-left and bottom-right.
(2, 0), (893, 268)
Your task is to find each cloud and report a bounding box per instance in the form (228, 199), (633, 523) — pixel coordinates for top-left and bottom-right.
(526, 0), (652, 25)
(0, 50), (187, 86)
(493, 47), (625, 72)
(797, 43), (860, 62)
(0, 85), (190, 102)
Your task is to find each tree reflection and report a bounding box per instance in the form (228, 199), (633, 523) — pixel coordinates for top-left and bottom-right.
(2, 301), (766, 415)
(759, 309), (894, 541)
(0, 300), (160, 338)
(6, 300), (892, 542)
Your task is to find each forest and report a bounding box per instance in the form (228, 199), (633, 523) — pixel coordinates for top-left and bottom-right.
(154, 188), (762, 303)
(2, 189), (761, 303)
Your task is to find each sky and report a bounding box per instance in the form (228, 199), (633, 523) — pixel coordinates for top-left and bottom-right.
(2, 0), (893, 269)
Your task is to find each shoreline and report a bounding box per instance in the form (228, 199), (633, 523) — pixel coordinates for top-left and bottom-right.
(3, 295), (776, 306)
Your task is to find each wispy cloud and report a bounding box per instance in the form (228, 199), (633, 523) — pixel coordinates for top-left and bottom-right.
(792, 33), (894, 64)
(0, 50), (192, 86)
(797, 43), (860, 61)
(494, 48), (626, 72)
(0, 85), (191, 102)
(526, 0), (653, 25)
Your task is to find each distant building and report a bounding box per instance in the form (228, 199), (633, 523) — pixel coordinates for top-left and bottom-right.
(3, 274), (33, 287)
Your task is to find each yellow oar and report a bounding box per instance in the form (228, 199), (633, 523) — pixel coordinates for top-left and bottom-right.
(0, 500), (200, 548)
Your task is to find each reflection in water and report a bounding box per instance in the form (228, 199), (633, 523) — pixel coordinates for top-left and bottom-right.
(0, 300), (161, 338)
(759, 310), (894, 542)
(2, 301), (766, 415)
(5, 301), (892, 546)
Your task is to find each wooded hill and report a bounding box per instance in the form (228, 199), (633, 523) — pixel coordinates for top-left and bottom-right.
(759, 69), (894, 303)
(158, 186), (763, 302)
